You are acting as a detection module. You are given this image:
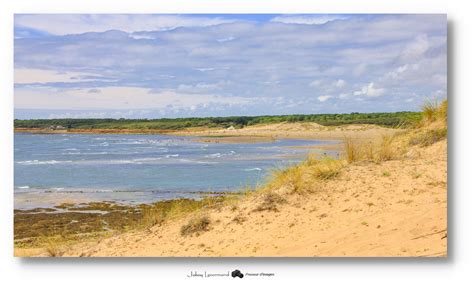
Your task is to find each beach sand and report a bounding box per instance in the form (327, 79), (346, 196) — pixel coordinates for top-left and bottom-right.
(174, 122), (401, 142)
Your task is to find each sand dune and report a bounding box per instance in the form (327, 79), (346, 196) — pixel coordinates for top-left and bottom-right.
(59, 139), (446, 257)
(174, 122), (401, 142)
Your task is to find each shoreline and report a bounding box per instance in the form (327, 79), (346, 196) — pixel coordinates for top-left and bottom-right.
(14, 122), (401, 143)
(14, 196), (233, 252)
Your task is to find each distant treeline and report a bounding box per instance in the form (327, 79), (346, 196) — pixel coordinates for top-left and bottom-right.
(14, 112), (422, 130)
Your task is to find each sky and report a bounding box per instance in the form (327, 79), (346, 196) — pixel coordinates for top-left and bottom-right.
(14, 14), (447, 119)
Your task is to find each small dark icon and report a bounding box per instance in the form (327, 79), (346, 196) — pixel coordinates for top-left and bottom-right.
(231, 270), (244, 278)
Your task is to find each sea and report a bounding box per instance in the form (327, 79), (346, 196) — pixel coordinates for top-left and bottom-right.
(14, 133), (339, 209)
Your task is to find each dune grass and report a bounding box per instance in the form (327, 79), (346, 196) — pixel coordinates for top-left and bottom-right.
(343, 137), (359, 163)
(138, 196), (227, 229)
(341, 99), (447, 164)
(37, 235), (65, 257)
(266, 156), (344, 194)
(410, 99), (447, 147)
(409, 128), (447, 147)
(254, 193), (287, 212)
(180, 215), (212, 237)
(421, 99), (448, 124)
(342, 134), (399, 164)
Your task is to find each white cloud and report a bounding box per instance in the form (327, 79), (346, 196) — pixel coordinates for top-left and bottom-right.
(384, 64), (419, 81)
(353, 63), (367, 77)
(318, 95), (332, 102)
(196, 67), (215, 72)
(271, 15), (346, 25)
(399, 34), (430, 62)
(14, 68), (114, 84)
(309, 80), (322, 88)
(339, 93), (350, 99)
(14, 86), (253, 110)
(177, 81), (229, 92)
(353, 83), (385, 97)
(14, 14), (447, 117)
(334, 79), (346, 88)
(15, 14), (239, 35)
(217, 36), (236, 43)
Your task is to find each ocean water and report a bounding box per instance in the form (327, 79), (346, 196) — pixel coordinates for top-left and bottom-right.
(14, 133), (339, 209)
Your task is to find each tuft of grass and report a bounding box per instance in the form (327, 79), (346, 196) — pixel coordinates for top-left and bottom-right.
(270, 166), (305, 193)
(305, 156), (343, 180)
(180, 215), (211, 237)
(421, 100), (440, 122)
(44, 238), (63, 257)
(343, 135), (399, 163)
(382, 171), (390, 177)
(411, 172), (422, 179)
(254, 193), (287, 212)
(378, 135), (396, 161)
(231, 215), (247, 224)
(138, 196), (227, 229)
(364, 142), (376, 161)
(409, 128), (447, 147)
(267, 156), (343, 193)
(343, 136), (360, 163)
(421, 99), (448, 125)
(140, 206), (166, 228)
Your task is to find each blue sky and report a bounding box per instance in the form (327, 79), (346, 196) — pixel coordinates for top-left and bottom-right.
(14, 14), (447, 119)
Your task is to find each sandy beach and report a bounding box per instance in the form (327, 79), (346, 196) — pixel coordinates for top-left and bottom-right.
(57, 139), (446, 257)
(15, 122), (400, 142)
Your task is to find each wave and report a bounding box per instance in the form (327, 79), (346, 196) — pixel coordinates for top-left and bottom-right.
(177, 158), (218, 165)
(206, 153), (222, 158)
(205, 151), (237, 159)
(244, 167), (262, 171)
(17, 160), (72, 165)
(62, 151), (109, 155)
(165, 154), (180, 158)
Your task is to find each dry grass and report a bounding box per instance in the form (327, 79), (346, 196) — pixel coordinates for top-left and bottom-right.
(341, 100), (447, 164)
(138, 196), (227, 229)
(305, 155), (344, 180)
(378, 135), (397, 161)
(342, 134), (400, 163)
(409, 128), (447, 147)
(231, 214), (247, 224)
(254, 193), (287, 212)
(140, 206), (166, 228)
(267, 156), (344, 193)
(409, 99), (447, 147)
(343, 136), (359, 163)
(421, 99), (447, 124)
(180, 215), (211, 237)
(44, 237), (63, 257)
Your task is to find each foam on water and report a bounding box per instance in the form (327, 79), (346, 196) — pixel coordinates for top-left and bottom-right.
(244, 167), (262, 171)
